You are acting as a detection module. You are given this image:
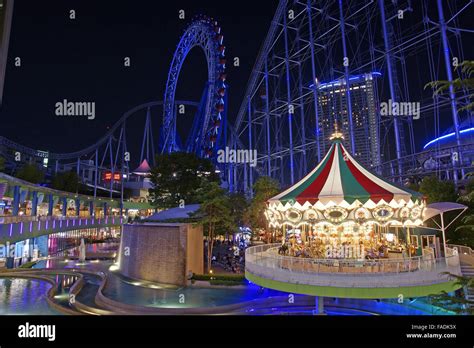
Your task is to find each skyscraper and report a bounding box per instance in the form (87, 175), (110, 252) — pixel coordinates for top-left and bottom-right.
(317, 72), (380, 170)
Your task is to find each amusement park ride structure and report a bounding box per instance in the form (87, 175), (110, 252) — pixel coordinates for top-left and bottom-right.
(231, 0), (473, 194)
(0, 15), (229, 200)
(0, 1), (473, 200)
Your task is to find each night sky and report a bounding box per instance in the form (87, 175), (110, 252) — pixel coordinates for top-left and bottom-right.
(0, 1), (472, 158)
(1, 0), (277, 153)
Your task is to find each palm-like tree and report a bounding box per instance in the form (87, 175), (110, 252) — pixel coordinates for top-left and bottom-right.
(425, 60), (474, 112)
(429, 272), (474, 315)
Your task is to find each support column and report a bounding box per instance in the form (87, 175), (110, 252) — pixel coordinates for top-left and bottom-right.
(103, 202), (108, 217)
(437, 0), (464, 182)
(94, 148), (98, 199)
(297, 49), (308, 176)
(307, 0), (321, 162)
(109, 136), (114, 199)
(314, 296), (325, 314)
(47, 194), (54, 216)
(120, 125), (126, 217)
(12, 185), (20, 216)
(283, 12), (295, 185)
(264, 59), (272, 176)
(243, 161), (248, 197)
(89, 201), (94, 217)
(339, 0), (355, 154)
(61, 197), (67, 217)
(247, 97), (254, 198)
(75, 198), (80, 216)
(379, 0), (402, 178)
(31, 191), (38, 216)
(228, 162), (233, 193)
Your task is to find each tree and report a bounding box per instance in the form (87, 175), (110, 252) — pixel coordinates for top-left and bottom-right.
(148, 152), (219, 209)
(418, 176), (473, 245)
(228, 192), (248, 228)
(0, 156), (5, 172)
(244, 176), (280, 241)
(425, 60), (474, 112)
(405, 181), (420, 192)
(429, 272), (474, 315)
(15, 163), (44, 184)
(453, 179), (474, 247)
(418, 176), (457, 204)
(51, 171), (80, 193)
(464, 177), (474, 194)
(195, 181), (235, 273)
(453, 215), (474, 247)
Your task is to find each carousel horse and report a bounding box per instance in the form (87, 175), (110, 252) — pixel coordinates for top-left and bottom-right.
(278, 243), (289, 255)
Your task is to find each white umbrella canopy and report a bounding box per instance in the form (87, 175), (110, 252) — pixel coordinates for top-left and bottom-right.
(423, 202), (467, 222)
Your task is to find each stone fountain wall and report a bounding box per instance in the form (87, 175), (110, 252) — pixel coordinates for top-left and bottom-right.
(119, 223), (203, 286)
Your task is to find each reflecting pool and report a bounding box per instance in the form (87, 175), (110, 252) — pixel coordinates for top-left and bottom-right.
(0, 278), (59, 315)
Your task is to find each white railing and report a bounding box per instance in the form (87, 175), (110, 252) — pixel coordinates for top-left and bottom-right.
(0, 215), (81, 224)
(447, 244), (473, 256)
(246, 244), (461, 288)
(0, 215), (122, 225)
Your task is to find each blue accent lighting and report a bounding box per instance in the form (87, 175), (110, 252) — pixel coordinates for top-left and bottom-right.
(423, 127), (474, 149)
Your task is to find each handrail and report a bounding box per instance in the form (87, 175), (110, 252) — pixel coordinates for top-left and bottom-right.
(0, 215), (121, 224)
(246, 243), (460, 275)
(264, 245), (424, 264)
(447, 244), (473, 256)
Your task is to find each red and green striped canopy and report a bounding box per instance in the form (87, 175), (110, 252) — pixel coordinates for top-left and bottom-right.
(268, 139), (423, 207)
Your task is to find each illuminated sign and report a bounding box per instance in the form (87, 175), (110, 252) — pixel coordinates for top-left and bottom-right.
(102, 171), (121, 182)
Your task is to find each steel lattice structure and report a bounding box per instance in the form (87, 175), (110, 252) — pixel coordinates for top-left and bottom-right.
(162, 16), (227, 157)
(0, 18), (230, 206)
(0, 100), (198, 197)
(230, 0), (473, 196)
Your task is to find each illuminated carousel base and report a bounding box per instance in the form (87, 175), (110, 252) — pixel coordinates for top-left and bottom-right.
(245, 244), (462, 299)
(245, 271), (460, 299)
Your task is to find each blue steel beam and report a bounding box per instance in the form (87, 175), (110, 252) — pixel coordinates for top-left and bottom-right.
(437, 0), (464, 182)
(379, 0), (403, 178)
(283, 11), (295, 185)
(339, 0), (355, 154)
(307, 1), (321, 163)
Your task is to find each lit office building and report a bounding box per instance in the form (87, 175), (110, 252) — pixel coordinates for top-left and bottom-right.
(317, 72), (380, 169)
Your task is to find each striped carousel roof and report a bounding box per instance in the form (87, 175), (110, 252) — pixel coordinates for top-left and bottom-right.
(268, 137), (423, 208)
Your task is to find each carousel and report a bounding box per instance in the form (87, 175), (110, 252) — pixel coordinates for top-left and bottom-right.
(265, 128), (426, 261)
(246, 127), (463, 300)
